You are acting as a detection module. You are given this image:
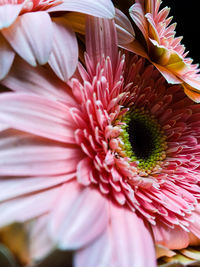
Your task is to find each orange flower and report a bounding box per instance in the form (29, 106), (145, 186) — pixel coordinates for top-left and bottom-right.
(126, 0), (200, 102)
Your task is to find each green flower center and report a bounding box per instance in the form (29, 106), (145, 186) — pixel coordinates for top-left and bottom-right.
(120, 109), (167, 176)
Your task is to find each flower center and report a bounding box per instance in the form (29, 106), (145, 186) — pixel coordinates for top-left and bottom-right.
(120, 109), (167, 176)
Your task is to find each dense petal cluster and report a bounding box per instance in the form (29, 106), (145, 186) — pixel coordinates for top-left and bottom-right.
(0, 0), (115, 80)
(128, 0), (200, 102)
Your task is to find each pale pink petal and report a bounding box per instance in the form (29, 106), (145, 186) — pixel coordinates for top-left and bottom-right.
(0, 93), (76, 143)
(48, 19), (78, 82)
(86, 17), (118, 72)
(49, 182), (109, 250)
(152, 223), (190, 250)
(1, 57), (77, 104)
(76, 204), (156, 267)
(47, 0), (115, 19)
(114, 8), (135, 45)
(74, 229), (111, 267)
(27, 215), (55, 261)
(0, 187), (59, 227)
(0, 129), (81, 176)
(0, 34), (15, 79)
(0, 174), (75, 202)
(110, 204), (156, 267)
(76, 157), (92, 186)
(2, 12), (53, 66)
(0, 4), (23, 29)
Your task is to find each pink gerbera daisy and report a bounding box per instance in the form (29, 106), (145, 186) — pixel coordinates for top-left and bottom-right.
(0, 0), (115, 81)
(125, 0), (200, 102)
(1, 16), (200, 266)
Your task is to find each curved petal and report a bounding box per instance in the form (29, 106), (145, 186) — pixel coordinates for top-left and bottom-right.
(152, 223), (190, 250)
(1, 57), (77, 104)
(0, 3), (23, 29)
(86, 17), (118, 72)
(49, 182), (109, 250)
(0, 93), (76, 143)
(47, 0), (115, 19)
(75, 204), (156, 267)
(0, 187), (59, 228)
(2, 12), (53, 66)
(114, 8), (135, 45)
(0, 129), (80, 176)
(0, 34), (15, 80)
(154, 62), (182, 84)
(129, 3), (149, 42)
(48, 18), (78, 82)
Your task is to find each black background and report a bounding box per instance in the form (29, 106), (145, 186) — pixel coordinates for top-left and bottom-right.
(162, 0), (200, 64)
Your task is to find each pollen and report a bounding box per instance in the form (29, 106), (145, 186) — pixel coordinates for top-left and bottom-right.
(119, 108), (167, 176)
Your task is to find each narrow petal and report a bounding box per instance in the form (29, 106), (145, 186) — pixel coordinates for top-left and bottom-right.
(152, 224), (190, 250)
(1, 57), (77, 104)
(86, 17), (118, 72)
(0, 187), (59, 227)
(47, 0), (115, 19)
(2, 12), (53, 66)
(48, 18), (78, 82)
(0, 34), (15, 79)
(0, 3), (23, 29)
(0, 93), (76, 143)
(129, 3), (149, 42)
(49, 182), (109, 250)
(0, 129), (81, 176)
(114, 8), (135, 45)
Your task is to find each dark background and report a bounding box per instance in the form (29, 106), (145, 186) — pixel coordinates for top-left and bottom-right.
(162, 0), (200, 64)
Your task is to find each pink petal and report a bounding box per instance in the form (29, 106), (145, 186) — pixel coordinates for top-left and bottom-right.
(0, 186), (59, 227)
(0, 174), (75, 202)
(49, 182), (109, 250)
(86, 17), (118, 72)
(75, 204), (156, 267)
(110, 204), (156, 267)
(115, 8), (135, 45)
(47, 0), (115, 19)
(0, 3), (23, 29)
(48, 18), (78, 82)
(2, 12), (53, 66)
(0, 34), (15, 79)
(129, 3), (149, 42)
(0, 93), (76, 143)
(1, 57), (77, 104)
(152, 223), (190, 250)
(27, 214), (55, 261)
(74, 229), (111, 267)
(77, 157), (92, 186)
(0, 129), (81, 176)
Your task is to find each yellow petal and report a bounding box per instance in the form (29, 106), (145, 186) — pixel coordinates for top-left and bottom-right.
(64, 12), (86, 35)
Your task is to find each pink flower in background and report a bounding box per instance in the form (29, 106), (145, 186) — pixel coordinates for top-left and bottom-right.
(126, 0), (200, 102)
(1, 16), (200, 266)
(0, 0), (115, 81)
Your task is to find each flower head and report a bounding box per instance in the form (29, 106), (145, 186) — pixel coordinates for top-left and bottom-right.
(126, 0), (200, 102)
(0, 0), (115, 80)
(1, 15), (200, 266)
